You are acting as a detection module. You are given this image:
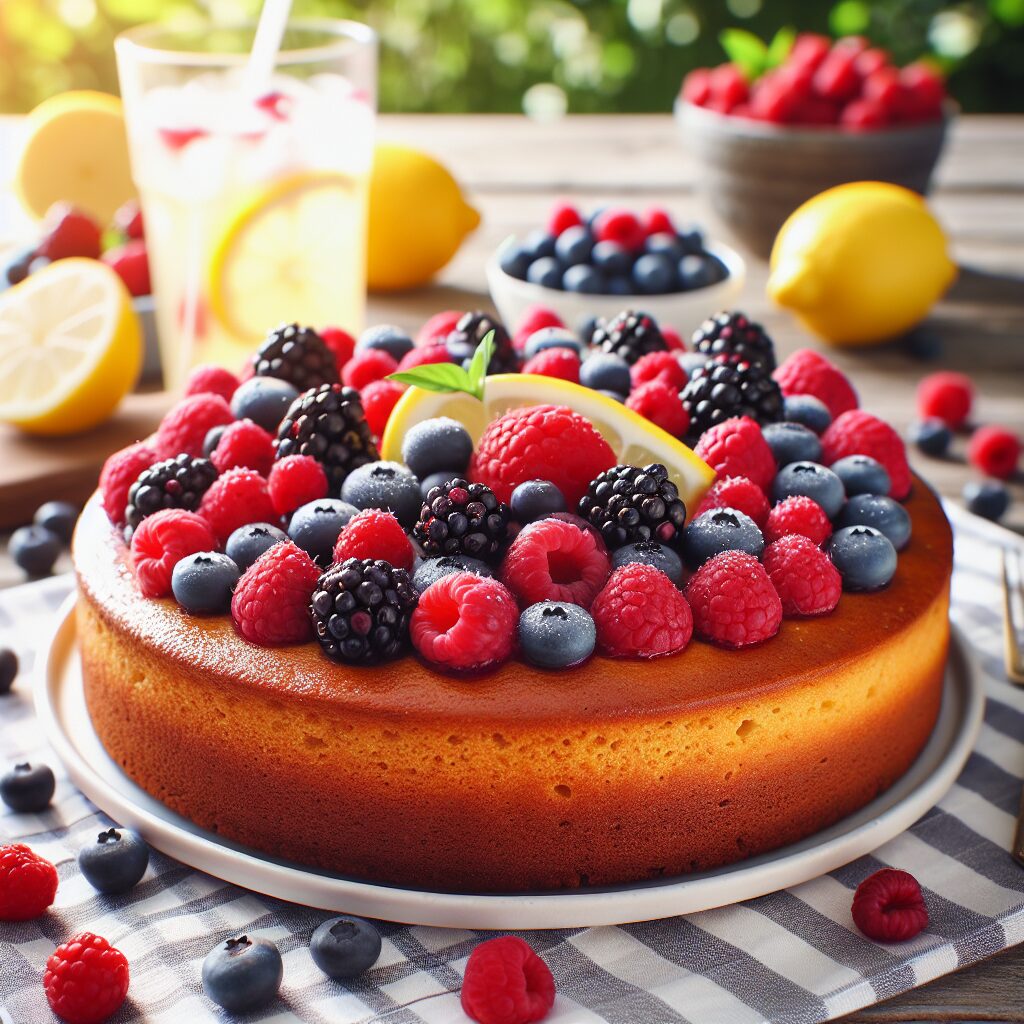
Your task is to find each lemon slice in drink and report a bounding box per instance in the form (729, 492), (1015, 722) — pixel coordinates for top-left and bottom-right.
(208, 171), (361, 343)
(381, 373), (716, 512)
(0, 259), (141, 436)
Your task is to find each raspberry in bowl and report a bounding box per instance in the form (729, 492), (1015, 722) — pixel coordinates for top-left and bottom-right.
(675, 33), (954, 256)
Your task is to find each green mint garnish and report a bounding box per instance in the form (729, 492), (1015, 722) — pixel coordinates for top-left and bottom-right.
(719, 26), (795, 81)
(387, 329), (495, 402)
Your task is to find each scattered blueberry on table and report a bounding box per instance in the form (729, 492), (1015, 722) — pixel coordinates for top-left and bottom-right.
(1, 762), (55, 812)
(78, 827), (150, 894)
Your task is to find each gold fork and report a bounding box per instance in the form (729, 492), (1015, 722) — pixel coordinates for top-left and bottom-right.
(1002, 549), (1024, 685)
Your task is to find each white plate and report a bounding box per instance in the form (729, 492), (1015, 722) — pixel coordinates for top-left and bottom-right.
(37, 596), (983, 929)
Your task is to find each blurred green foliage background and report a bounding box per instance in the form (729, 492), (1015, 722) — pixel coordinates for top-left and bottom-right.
(2, 0), (1023, 114)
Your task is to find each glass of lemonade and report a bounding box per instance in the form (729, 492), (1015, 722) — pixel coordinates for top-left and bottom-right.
(116, 20), (376, 390)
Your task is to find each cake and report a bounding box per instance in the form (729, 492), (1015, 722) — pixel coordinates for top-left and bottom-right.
(73, 312), (952, 893)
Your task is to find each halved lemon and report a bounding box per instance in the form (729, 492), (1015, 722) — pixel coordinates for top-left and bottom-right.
(207, 171), (363, 343)
(0, 258), (141, 436)
(381, 374), (716, 512)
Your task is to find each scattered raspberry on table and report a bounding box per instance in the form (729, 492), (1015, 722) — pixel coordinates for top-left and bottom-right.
(461, 935), (556, 1024)
(851, 868), (929, 942)
(44, 932), (129, 1024)
(0, 842), (58, 921)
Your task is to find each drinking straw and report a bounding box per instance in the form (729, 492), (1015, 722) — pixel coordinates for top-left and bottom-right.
(245, 0), (293, 93)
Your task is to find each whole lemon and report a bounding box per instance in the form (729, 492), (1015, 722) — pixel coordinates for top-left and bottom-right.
(367, 142), (481, 292)
(767, 182), (957, 347)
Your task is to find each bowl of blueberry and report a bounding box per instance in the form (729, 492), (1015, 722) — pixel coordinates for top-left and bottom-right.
(487, 201), (745, 336)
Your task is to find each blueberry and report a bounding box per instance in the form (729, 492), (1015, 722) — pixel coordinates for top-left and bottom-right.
(420, 470), (463, 498)
(78, 827), (149, 894)
(677, 226), (705, 254)
(644, 232), (685, 260)
(554, 225), (593, 267)
(518, 602), (596, 668)
(598, 389), (627, 402)
(908, 418), (952, 457)
(903, 327), (943, 361)
(226, 523), (288, 572)
(577, 315), (602, 346)
(836, 494), (911, 550)
(772, 462), (846, 520)
(499, 243), (531, 280)
(682, 508), (764, 569)
(963, 480), (1010, 521)
(3, 247), (34, 287)
(401, 417), (473, 479)
(33, 501), (78, 544)
(412, 555), (494, 591)
(526, 256), (563, 289)
(0, 648), (17, 695)
(587, 206), (607, 230)
(678, 352), (711, 379)
(521, 229), (556, 262)
(828, 525), (897, 591)
(288, 499), (359, 565)
(563, 264), (604, 293)
(580, 352), (632, 395)
(171, 551), (240, 613)
(202, 935), (283, 1013)
(632, 253), (676, 294)
(612, 540), (684, 586)
(203, 423), (228, 457)
(606, 276), (634, 295)
(592, 240), (632, 276)
(783, 394), (832, 435)
(831, 455), (891, 497)
(310, 915), (382, 979)
(341, 461), (421, 529)
(445, 335), (476, 365)
(761, 422), (822, 467)
(10, 525), (61, 577)
(0, 762), (55, 812)
(523, 328), (583, 360)
(231, 376), (299, 432)
(510, 480), (566, 522)
(356, 324), (414, 362)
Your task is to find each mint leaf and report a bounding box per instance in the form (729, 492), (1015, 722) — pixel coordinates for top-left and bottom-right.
(466, 329), (496, 399)
(765, 26), (796, 69)
(387, 362), (475, 395)
(719, 28), (768, 80)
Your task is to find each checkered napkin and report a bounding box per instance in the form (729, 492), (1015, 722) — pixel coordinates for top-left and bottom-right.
(2, 504), (1023, 1024)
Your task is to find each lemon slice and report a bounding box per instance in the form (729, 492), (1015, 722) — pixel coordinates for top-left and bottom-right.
(0, 258), (141, 436)
(381, 373), (716, 513)
(207, 171), (362, 343)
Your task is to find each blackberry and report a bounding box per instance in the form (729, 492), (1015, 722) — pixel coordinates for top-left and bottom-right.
(251, 323), (339, 392)
(680, 361), (783, 440)
(692, 311), (776, 372)
(124, 454), (218, 534)
(578, 463), (687, 549)
(310, 558), (418, 664)
(445, 311), (519, 373)
(590, 310), (666, 366)
(274, 384), (379, 493)
(413, 479), (511, 561)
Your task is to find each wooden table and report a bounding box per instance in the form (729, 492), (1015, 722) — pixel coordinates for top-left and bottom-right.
(2, 114), (1023, 1019)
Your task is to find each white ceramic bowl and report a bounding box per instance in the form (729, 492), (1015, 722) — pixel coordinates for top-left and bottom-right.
(486, 237), (746, 337)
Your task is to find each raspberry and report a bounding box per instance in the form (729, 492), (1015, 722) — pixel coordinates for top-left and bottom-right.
(43, 932), (130, 1024)
(590, 563), (693, 658)
(231, 540), (321, 645)
(851, 868), (929, 942)
(773, 349), (858, 419)
(695, 475), (770, 528)
(821, 410), (912, 500)
(546, 201), (582, 237)
(967, 425), (1020, 480)
(661, 326), (685, 352)
(461, 935), (556, 1024)
(320, 326), (356, 371)
(130, 509), (215, 598)
(198, 468), (276, 543)
(411, 572), (518, 671)
(681, 68), (712, 106)
(641, 206), (675, 237)
(99, 442), (158, 525)
(101, 240), (150, 296)
(267, 455), (328, 518)
(154, 393), (234, 459)
(417, 310), (464, 347)
(693, 416), (776, 492)
(361, 379), (406, 438)
(0, 843), (58, 921)
(916, 372), (972, 428)
(522, 347), (580, 383)
(470, 404), (616, 506)
(685, 550), (782, 648)
(513, 306), (564, 351)
(764, 495), (832, 546)
(397, 345), (452, 372)
(37, 203), (102, 261)
(593, 208), (645, 251)
(500, 518), (611, 609)
(626, 380), (690, 437)
(184, 364), (240, 402)
(631, 351), (687, 390)
(341, 348), (398, 390)
(210, 419), (275, 476)
(763, 535), (841, 617)
(332, 508), (413, 571)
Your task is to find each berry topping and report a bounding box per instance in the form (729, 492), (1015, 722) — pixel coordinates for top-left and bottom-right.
(418, 309), (466, 347)
(210, 419), (275, 476)
(518, 601), (597, 668)
(591, 311), (667, 365)
(522, 327), (582, 360)
(681, 361), (783, 439)
(357, 323), (414, 362)
(821, 410), (912, 500)
(967, 425), (1020, 480)
(683, 506), (765, 569)
(0, 842), (58, 921)
(231, 376), (300, 433)
(267, 454), (328, 518)
(783, 394), (832, 435)
(916, 371), (973, 428)
(685, 550), (783, 648)
(510, 479), (567, 523)
(361, 379), (406, 438)
(772, 461), (846, 520)
(288, 498), (358, 566)
(461, 935), (556, 1024)
(184, 363), (240, 402)
(319, 325), (356, 370)
(310, 915), (382, 979)
(198, 467), (275, 543)
(397, 344), (454, 372)
(401, 417), (474, 480)
(578, 463), (687, 549)
(171, 551), (240, 614)
(761, 421), (823, 467)
(446, 311), (518, 373)
(837, 494), (912, 550)
(154, 393), (234, 459)
(1, 761), (55, 812)
(764, 495), (833, 547)
(130, 509), (216, 598)
(225, 523), (288, 573)
(773, 349), (858, 419)
(513, 306), (564, 351)
(695, 475), (770, 528)
(100, 443), (158, 526)
(579, 352), (632, 396)
(692, 311), (776, 372)
(77, 827), (150, 895)
(412, 554), (494, 592)
(626, 379), (690, 437)
(231, 540), (321, 646)
(611, 539), (684, 586)
(414, 478), (511, 562)
(124, 454), (218, 535)
(342, 348), (399, 391)
(342, 460), (423, 530)
(202, 935), (282, 1014)
(693, 416), (776, 492)
(963, 480), (1010, 522)
(591, 562), (693, 658)
(831, 454), (892, 497)
(252, 322), (339, 391)
(763, 535), (842, 617)
(908, 418), (952, 457)
(522, 346), (581, 383)
(828, 525), (898, 591)
(631, 350), (687, 390)
(851, 868), (929, 942)
(44, 933), (129, 1024)
(411, 572), (518, 671)
(333, 508), (414, 571)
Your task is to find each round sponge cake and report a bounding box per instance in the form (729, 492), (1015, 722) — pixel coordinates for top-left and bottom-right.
(74, 479), (951, 893)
